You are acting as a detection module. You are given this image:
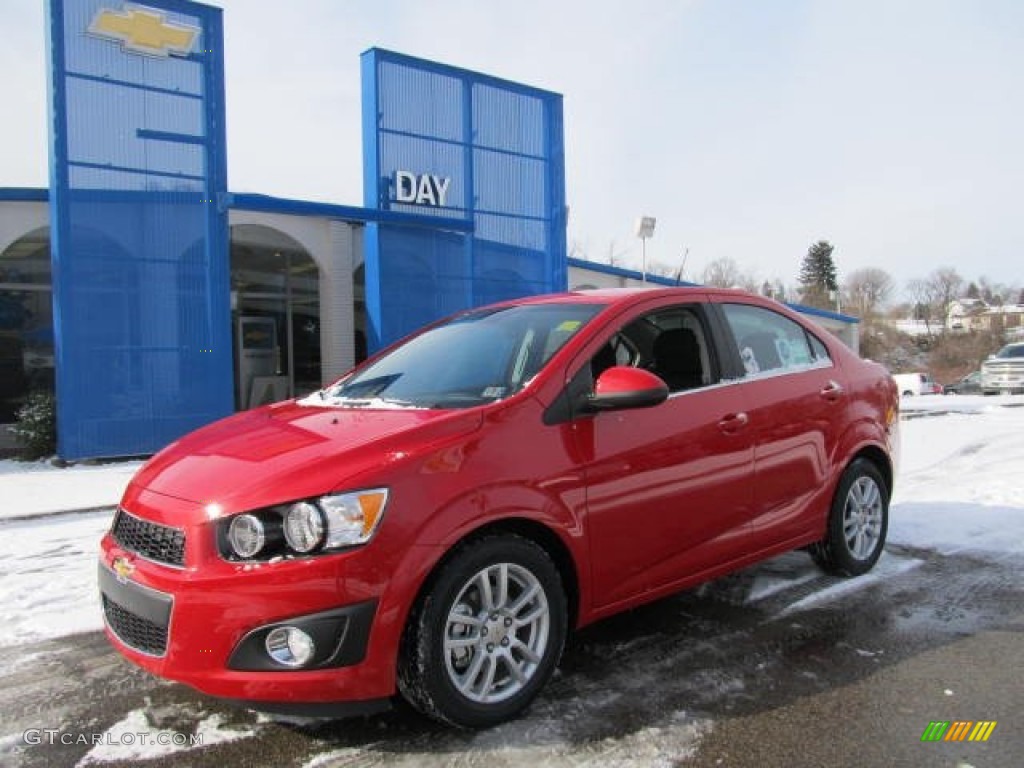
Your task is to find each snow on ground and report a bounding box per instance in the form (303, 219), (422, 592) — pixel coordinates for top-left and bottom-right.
(777, 550), (922, 617)
(891, 395), (1024, 555)
(0, 510), (111, 646)
(0, 458), (141, 519)
(77, 708), (261, 765)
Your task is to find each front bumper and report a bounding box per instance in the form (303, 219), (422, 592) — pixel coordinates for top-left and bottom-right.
(97, 490), (412, 706)
(99, 562), (376, 671)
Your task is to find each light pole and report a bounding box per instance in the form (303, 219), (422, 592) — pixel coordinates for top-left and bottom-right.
(634, 216), (656, 283)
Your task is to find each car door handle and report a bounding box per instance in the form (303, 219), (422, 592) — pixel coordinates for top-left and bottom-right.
(820, 380), (844, 402)
(718, 412), (749, 433)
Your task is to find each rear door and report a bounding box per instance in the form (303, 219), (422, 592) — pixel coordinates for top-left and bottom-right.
(715, 301), (844, 548)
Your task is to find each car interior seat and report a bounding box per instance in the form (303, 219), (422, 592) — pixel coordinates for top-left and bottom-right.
(652, 328), (703, 391)
(591, 342), (619, 382)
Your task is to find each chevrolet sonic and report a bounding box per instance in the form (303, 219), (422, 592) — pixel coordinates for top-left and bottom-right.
(99, 287), (899, 727)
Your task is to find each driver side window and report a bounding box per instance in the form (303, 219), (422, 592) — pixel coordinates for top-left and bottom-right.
(588, 305), (715, 394)
(590, 333), (637, 380)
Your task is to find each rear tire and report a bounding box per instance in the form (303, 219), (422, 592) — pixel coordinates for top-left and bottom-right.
(397, 534), (567, 728)
(810, 458), (889, 576)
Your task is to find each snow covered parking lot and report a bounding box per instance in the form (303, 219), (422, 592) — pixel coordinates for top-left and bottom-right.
(1, 396), (1022, 766)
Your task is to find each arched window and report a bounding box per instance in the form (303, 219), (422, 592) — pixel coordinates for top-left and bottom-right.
(0, 227), (53, 423)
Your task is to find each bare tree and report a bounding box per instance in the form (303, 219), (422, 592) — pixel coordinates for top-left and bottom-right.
(568, 239), (630, 268)
(906, 278), (938, 336)
(605, 240), (628, 267)
(701, 257), (758, 291)
(928, 268), (965, 331)
(843, 267), (894, 321)
(906, 268), (965, 336)
(646, 261), (677, 278)
(976, 275), (1022, 307)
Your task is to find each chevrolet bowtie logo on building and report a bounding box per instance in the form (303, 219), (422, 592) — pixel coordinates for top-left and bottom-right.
(88, 4), (200, 58)
(921, 720), (997, 743)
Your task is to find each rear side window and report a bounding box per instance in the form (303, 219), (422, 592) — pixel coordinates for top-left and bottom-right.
(721, 304), (831, 376)
(995, 344), (1024, 359)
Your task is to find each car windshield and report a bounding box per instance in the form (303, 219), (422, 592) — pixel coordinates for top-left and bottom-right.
(320, 303), (602, 409)
(995, 344), (1024, 359)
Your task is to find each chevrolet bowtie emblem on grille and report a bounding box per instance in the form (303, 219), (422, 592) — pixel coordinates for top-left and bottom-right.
(88, 4), (200, 58)
(112, 556), (136, 584)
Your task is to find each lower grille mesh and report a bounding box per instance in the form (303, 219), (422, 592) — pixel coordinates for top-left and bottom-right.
(103, 596), (168, 656)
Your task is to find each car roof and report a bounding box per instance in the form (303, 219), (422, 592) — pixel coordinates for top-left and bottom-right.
(490, 286), (760, 309)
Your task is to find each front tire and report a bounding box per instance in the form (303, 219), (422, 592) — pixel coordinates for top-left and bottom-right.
(810, 458), (889, 576)
(398, 535), (567, 728)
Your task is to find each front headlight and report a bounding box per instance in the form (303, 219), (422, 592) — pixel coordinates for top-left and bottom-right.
(320, 489), (389, 548)
(228, 514), (265, 558)
(284, 502), (325, 553)
(220, 488), (389, 561)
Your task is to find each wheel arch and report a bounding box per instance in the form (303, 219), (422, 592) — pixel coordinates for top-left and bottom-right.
(849, 444), (894, 502)
(407, 517), (582, 636)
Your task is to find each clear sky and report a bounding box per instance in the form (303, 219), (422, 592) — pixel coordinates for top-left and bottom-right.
(2, 0), (1021, 294)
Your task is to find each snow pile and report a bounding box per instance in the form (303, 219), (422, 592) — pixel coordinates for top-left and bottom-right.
(0, 459), (141, 520)
(77, 708), (259, 765)
(890, 401), (1024, 555)
(0, 510), (111, 646)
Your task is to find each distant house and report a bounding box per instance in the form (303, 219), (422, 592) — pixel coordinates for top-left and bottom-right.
(947, 298), (989, 332)
(947, 299), (1024, 336)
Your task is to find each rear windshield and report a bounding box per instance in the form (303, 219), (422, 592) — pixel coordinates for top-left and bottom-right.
(325, 303), (602, 408)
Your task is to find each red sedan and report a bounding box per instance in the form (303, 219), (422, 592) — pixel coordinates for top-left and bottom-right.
(99, 287), (899, 727)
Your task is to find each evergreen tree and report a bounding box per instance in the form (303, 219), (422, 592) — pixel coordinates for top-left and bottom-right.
(798, 240), (839, 309)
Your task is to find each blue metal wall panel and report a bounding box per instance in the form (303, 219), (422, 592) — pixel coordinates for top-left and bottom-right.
(361, 49), (567, 350)
(46, 0), (232, 459)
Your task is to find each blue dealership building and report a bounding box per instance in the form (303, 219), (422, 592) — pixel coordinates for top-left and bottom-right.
(0, 0), (858, 460)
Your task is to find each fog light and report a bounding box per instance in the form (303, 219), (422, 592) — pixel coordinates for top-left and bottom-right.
(228, 514), (265, 558)
(265, 626), (315, 667)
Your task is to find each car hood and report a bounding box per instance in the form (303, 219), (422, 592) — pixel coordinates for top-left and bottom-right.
(124, 400), (482, 514)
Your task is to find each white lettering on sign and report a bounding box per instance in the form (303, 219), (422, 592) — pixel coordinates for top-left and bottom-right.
(394, 171), (451, 207)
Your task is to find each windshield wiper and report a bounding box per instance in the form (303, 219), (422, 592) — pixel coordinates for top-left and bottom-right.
(342, 396), (419, 409)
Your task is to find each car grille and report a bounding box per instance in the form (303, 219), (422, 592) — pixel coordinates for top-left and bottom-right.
(111, 509), (186, 567)
(102, 595), (168, 656)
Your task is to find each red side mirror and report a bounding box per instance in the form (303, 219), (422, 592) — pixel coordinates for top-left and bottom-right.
(590, 366), (669, 411)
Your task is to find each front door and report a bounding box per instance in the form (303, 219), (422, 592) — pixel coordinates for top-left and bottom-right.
(576, 301), (756, 611)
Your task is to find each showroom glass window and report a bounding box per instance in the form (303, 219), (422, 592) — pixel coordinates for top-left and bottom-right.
(0, 231), (53, 423)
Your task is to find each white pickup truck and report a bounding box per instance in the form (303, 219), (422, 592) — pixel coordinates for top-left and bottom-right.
(981, 342), (1024, 395)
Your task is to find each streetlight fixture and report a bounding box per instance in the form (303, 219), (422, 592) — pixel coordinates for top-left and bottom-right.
(634, 216), (656, 283)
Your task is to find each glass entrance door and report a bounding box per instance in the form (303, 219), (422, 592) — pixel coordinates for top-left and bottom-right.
(230, 236), (320, 410)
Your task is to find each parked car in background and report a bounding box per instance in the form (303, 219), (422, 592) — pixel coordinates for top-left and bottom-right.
(981, 342), (1024, 395)
(893, 372), (942, 396)
(944, 371), (982, 395)
(99, 287), (899, 728)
